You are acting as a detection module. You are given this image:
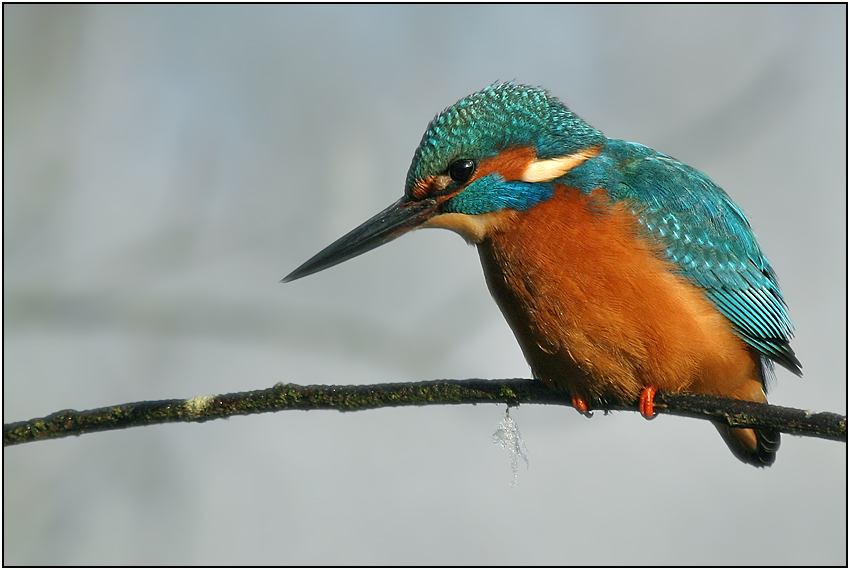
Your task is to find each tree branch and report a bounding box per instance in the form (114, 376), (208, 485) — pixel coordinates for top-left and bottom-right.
(3, 379), (846, 447)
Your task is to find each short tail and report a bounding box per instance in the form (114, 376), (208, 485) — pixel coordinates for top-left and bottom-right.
(713, 423), (780, 467)
(711, 354), (785, 467)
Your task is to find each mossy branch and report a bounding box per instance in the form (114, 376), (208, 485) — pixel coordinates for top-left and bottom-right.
(3, 378), (846, 447)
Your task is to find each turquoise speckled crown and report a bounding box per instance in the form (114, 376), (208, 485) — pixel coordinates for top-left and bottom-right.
(404, 83), (605, 194)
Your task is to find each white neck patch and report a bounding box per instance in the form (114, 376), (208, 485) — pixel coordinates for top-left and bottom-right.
(520, 147), (601, 183)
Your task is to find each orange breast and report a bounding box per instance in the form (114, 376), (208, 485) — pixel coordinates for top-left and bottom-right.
(477, 185), (766, 405)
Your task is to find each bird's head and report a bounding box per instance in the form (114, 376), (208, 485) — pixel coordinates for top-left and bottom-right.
(284, 83), (605, 282)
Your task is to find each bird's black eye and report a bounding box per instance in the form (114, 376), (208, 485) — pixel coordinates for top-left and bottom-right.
(447, 159), (476, 184)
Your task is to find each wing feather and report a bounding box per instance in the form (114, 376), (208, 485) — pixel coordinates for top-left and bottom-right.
(566, 140), (801, 375)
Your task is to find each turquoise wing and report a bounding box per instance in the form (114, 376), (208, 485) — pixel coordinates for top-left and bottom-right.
(566, 140), (801, 375)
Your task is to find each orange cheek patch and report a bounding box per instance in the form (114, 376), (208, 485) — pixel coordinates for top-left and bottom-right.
(410, 174), (453, 200)
(471, 147), (537, 183)
(410, 147), (537, 200)
(409, 175), (436, 200)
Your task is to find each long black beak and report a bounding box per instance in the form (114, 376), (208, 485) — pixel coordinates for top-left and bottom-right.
(282, 197), (441, 282)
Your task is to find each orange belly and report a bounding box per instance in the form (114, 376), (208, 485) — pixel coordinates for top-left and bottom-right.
(477, 185), (766, 406)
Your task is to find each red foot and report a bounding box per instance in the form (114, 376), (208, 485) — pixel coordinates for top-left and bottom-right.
(639, 386), (658, 420)
(572, 394), (592, 417)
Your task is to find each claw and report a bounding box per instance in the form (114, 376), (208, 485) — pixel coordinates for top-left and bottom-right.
(639, 386), (658, 419)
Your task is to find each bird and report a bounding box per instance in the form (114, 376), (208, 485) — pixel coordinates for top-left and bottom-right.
(283, 82), (801, 467)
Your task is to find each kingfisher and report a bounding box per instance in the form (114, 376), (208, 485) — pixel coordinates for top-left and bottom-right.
(284, 83), (801, 467)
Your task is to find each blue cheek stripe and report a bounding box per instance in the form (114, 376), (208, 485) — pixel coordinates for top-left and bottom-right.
(445, 174), (555, 215)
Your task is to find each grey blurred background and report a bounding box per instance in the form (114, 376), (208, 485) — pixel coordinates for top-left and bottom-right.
(4, 5), (846, 565)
